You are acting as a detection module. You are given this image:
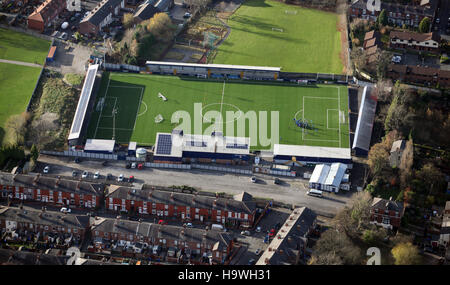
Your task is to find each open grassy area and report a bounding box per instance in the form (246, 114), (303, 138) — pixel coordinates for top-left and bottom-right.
(212, 0), (343, 73)
(0, 62), (42, 145)
(0, 28), (51, 64)
(86, 73), (349, 150)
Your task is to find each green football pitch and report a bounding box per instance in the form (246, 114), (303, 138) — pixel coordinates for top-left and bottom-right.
(86, 73), (349, 150)
(212, 0), (343, 73)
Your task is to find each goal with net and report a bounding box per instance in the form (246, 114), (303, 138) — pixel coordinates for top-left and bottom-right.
(158, 92), (167, 101)
(285, 10), (297, 15)
(272, 28), (284, 32)
(155, 114), (164, 123)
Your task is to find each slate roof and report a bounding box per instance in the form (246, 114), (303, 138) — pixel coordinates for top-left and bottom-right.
(0, 172), (104, 196)
(134, 2), (161, 21)
(0, 248), (69, 265)
(350, 0), (437, 17)
(0, 206), (90, 230)
(256, 207), (316, 265)
(91, 218), (233, 251)
(371, 197), (404, 212)
(106, 185), (256, 215)
(27, 0), (66, 23)
(80, 0), (123, 26)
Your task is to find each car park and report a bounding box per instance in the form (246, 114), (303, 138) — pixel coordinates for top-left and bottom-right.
(43, 166), (50, 173)
(82, 171), (88, 178)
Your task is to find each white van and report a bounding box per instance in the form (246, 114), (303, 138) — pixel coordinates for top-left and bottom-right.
(307, 189), (323, 198)
(211, 224), (224, 231)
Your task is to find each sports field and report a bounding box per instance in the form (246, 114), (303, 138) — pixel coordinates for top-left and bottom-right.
(0, 62), (42, 144)
(213, 0), (343, 73)
(86, 73), (349, 150)
(0, 28), (51, 64)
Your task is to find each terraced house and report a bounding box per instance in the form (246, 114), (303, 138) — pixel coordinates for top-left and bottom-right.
(27, 0), (67, 32)
(90, 216), (234, 264)
(349, 0), (438, 28)
(80, 0), (125, 35)
(105, 185), (256, 228)
(0, 206), (90, 245)
(0, 173), (104, 209)
(389, 31), (440, 53)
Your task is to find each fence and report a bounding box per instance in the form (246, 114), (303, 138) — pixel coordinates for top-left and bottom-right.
(41, 150), (118, 160)
(279, 71), (351, 83)
(253, 167), (296, 177)
(126, 157), (146, 162)
(191, 164), (252, 175)
(144, 163), (191, 170)
(103, 63), (141, 73)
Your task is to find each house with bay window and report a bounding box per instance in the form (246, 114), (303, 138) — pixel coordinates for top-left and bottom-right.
(0, 172), (104, 209)
(105, 185), (256, 228)
(370, 197), (404, 230)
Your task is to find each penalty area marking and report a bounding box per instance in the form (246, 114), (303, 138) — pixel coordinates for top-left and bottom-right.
(327, 109), (339, 130)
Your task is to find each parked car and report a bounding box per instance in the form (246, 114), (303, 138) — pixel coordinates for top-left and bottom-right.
(43, 166), (50, 174)
(158, 219), (168, 225)
(268, 229), (276, 237)
(137, 163), (144, 170)
(72, 170), (77, 177)
(248, 258), (256, 265)
(391, 55), (401, 64)
(59, 32), (68, 40)
(106, 173), (113, 180)
(93, 171), (100, 179)
(129, 175), (134, 183)
(117, 174), (124, 182)
(241, 230), (251, 236)
(60, 207), (71, 213)
(255, 226), (262, 233)
(74, 157), (81, 163)
(102, 161), (108, 166)
(125, 163), (131, 169)
(251, 176), (257, 183)
(184, 222), (193, 228)
(274, 178), (281, 185)
(131, 162), (136, 169)
(82, 171), (88, 178)
(255, 248), (261, 255)
(183, 12), (192, 19)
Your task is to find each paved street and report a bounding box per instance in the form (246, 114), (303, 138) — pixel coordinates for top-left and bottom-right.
(36, 155), (355, 217)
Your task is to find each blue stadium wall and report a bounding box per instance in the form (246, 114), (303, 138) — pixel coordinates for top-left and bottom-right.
(353, 147), (369, 157)
(273, 155), (351, 165)
(153, 156), (183, 163)
(182, 151), (250, 161)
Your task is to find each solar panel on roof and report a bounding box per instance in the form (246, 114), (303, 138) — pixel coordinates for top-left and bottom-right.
(226, 143), (248, 149)
(188, 140), (207, 147)
(156, 134), (172, 155)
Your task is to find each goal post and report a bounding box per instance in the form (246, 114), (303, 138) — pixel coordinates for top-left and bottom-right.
(271, 27), (284, 32)
(285, 10), (297, 15)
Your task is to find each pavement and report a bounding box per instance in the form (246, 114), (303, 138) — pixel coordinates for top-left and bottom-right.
(36, 154), (356, 217)
(0, 58), (42, 68)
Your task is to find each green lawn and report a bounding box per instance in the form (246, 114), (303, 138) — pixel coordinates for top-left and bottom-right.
(0, 28), (51, 64)
(86, 73), (349, 150)
(0, 62), (42, 144)
(213, 0), (343, 73)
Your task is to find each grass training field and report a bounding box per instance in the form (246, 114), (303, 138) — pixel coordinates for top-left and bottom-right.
(212, 0), (343, 73)
(0, 28), (51, 64)
(86, 73), (349, 150)
(0, 62), (42, 144)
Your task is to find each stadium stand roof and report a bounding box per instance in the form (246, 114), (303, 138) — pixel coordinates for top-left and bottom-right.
(352, 86), (377, 156)
(273, 144), (351, 161)
(154, 131), (250, 158)
(68, 64), (99, 141)
(84, 139), (115, 153)
(145, 61), (281, 72)
(309, 164), (330, 185)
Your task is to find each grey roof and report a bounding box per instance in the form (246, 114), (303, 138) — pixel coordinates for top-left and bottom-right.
(351, 0), (437, 17)
(80, 0), (123, 26)
(371, 197), (404, 212)
(106, 186), (256, 215)
(134, 2), (160, 21)
(390, 140), (406, 153)
(0, 172), (104, 196)
(0, 248), (69, 265)
(352, 86), (377, 152)
(154, 0), (172, 12)
(256, 207), (316, 265)
(92, 218), (233, 251)
(0, 206), (90, 229)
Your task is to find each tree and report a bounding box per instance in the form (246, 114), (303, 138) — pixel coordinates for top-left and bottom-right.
(4, 112), (30, 145)
(398, 139), (413, 188)
(419, 17), (430, 33)
(377, 9), (388, 26)
(416, 163), (445, 196)
(73, 31), (82, 41)
(122, 13), (134, 29)
(350, 47), (368, 71)
(391, 242), (421, 265)
(30, 144), (39, 162)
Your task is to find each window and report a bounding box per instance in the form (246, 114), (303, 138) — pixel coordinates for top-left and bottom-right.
(131, 200), (134, 205)
(195, 208), (199, 213)
(152, 209), (156, 215)
(165, 205), (168, 210)
(152, 203), (156, 208)
(70, 193), (74, 198)
(197, 243), (200, 248)
(217, 210), (221, 215)
(44, 226), (49, 231)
